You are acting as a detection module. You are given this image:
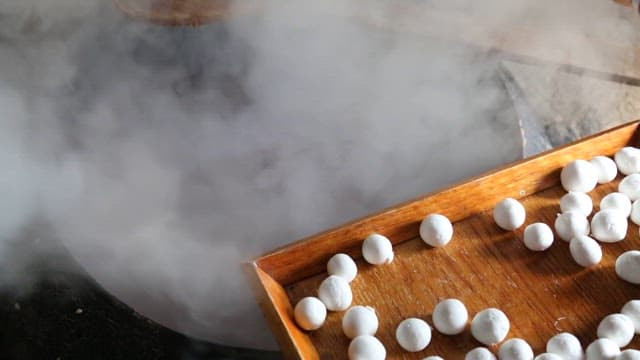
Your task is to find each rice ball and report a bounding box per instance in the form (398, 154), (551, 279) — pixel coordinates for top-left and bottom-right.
(471, 308), (510, 346)
(619, 174), (640, 201)
(569, 235), (602, 267)
(348, 335), (386, 360)
(615, 147), (640, 175)
(585, 338), (620, 360)
(597, 313), (635, 347)
(494, 198), (526, 231)
(616, 251), (640, 284)
(327, 253), (358, 283)
(621, 300), (640, 334)
(395, 318), (432, 352)
(419, 214), (453, 247)
(591, 209), (627, 243)
(560, 160), (598, 193)
(294, 297), (327, 331)
(362, 234), (394, 265)
(465, 347), (497, 360)
(498, 338), (533, 360)
(546, 332), (583, 360)
(433, 298), (468, 335)
(590, 156), (618, 184)
(560, 192), (593, 217)
(630, 200), (640, 225)
(523, 223), (554, 251)
(317, 275), (352, 311)
(554, 212), (590, 242)
(342, 306), (378, 339)
(600, 192), (632, 218)
(535, 354), (563, 360)
(618, 349), (640, 360)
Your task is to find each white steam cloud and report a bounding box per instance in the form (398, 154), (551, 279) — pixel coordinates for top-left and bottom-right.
(0, 0), (636, 350)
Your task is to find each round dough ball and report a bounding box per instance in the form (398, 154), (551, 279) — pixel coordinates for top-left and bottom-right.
(546, 332), (583, 360)
(498, 338), (533, 360)
(569, 235), (602, 267)
(465, 347), (497, 360)
(630, 200), (640, 225)
(585, 338), (620, 360)
(318, 275), (352, 311)
(601, 192), (632, 218)
(395, 318), (432, 352)
(294, 297), (327, 331)
(422, 357), (444, 360)
(348, 335), (386, 360)
(597, 313), (635, 347)
(591, 209), (628, 243)
(618, 349), (640, 360)
(561, 160), (598, 193)
(327, 253), (358, 283)
(590, 156), (618, 184)
(494, 198), (526, 231)
(619, 174), (640, 201)
(554, 212), (590, 242)
(342, 306), (378, 339)
(534, 354), (563, 360)
(615, 147), (640, 175)
(419, 214), (454, 247)
(560, 192), (593, 217)
(471, 308), (510, 346)
(433, 298), (468, 335)
(362, 234), (394, 265)
(617, 251), (640, 284)
(523, 223), (554, 251)
(621, 300), (640, 334)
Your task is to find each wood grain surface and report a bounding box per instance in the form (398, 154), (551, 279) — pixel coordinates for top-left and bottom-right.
(247, 121), (640, 359)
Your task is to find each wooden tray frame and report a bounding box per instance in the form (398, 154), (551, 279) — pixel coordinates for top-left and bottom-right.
(246, 120), (640, 359)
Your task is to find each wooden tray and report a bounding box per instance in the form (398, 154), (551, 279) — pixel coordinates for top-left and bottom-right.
(246, 120), (640, 359)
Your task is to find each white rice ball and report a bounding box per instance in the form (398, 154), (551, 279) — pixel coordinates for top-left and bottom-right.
(362, 234), (394, 265)
(615, 147), (640, 175)
(617, 349), (640, 360)
(601, 192), (632, 218)
(523, 223), (554, 251)
(586, 338), (620, 360)
(498, 338), (533, 360)
(561, 160), (598, 193)
(590, 156), (618, 184)
(569, 235), (602, 267)
(293, 297), (327, 331)
(433, 298), (468, 335)
(494, 198), (526, 231)
(348, 335), (386, 360)
(471, 308), (510, 346)
(465, 347), (497, 360)
(342, 306), (378, 339)
(621, 300), (640, 334)
(327, 253), (358, 283)
(619, 174), (640, 201)
(554, 212), (590, 242)
(591, 209), (628, 243)
(395, 318), (432, 352)
(560, 192), (593, 217)
(535, 354), (563, 360)
(422, 357), (444, 360)
(317, 275), (352, 311)
(546, 332), (583, 360)
(597, 313), (635, 348)
(616, 251), (640, 284)
(419, 214), (454, 247)
(630, 200), (640, 225)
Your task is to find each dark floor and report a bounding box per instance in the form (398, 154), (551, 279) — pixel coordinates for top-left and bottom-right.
(0, 233), (281, 360)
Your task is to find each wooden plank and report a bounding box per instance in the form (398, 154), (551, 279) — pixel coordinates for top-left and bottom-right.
(257, 121), (639, 286)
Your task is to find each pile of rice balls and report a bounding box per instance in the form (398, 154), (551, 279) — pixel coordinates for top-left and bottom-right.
(292, 147), (640, 359)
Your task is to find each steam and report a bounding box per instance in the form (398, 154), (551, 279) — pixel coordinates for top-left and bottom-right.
(0, 0), (636, 351)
